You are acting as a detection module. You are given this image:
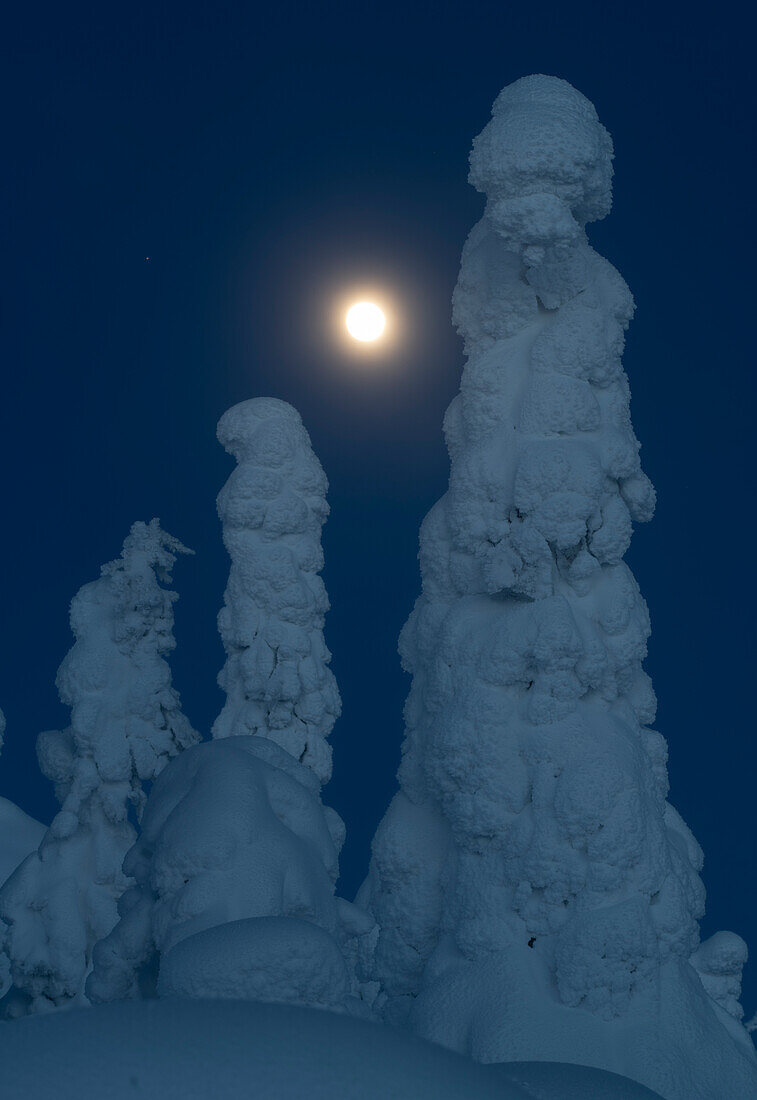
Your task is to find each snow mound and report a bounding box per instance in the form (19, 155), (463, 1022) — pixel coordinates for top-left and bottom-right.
(410, 945), (756, 1100)
(0, 997), (663, 1099)
(157, 916), (351, 1010)
(87, 737), (346, 1004)
(0, 798), (45, 888)
(0, 998), (516, 1098)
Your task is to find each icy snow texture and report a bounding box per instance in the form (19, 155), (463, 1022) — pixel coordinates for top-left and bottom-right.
(212, 398), (341, 784)
(362, 75), (757, 1099)
(87, 736), (373, 1013)
(0, 522), (198, 1012)
(0, 997), (664, 1099)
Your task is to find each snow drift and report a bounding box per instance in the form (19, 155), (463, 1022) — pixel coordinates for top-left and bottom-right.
(0, 997), (665, 1099)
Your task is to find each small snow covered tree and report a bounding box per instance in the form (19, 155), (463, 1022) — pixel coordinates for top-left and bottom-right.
(0, 708), (46, 1004)
(87, 736), (373, 1013)
(361, 75), (757, 1100)
(211, 397), (341, 785)
(88, 402), (374, 1013)
(0, 520), (198, 1012)
(0, 712), (46, 889)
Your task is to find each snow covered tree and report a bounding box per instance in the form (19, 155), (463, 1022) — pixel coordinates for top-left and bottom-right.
(212, 397), (341, 785)
(0, 708), (46, 1003)
(0, 710), (46, 890)
(0, 520), (198, 1012)
(87, 735), (373, 1013)
(88, 401), (374, 1014)
(360, 75), (757, 1099)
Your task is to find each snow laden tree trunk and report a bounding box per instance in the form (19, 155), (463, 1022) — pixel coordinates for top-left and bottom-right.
(212, 398), (341, 785)
(362, 75), (757, 1100)
(89, 401), (375, 1014)
(0, 521), (198, 1013)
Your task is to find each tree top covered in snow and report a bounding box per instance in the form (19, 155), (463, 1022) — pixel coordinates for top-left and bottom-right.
(469, 74), (614, 229)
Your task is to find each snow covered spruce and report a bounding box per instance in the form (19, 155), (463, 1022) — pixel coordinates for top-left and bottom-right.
(212, 397), (341, 784)
(88, 400), (375, 1013)
(0, 521), (198, 1013)
(0, 710), (47, 888)
(360, 75), (757, 1099)
(0, 709), (46, 1002)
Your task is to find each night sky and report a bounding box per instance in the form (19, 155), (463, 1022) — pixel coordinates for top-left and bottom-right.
(3, 2), (755, 1014)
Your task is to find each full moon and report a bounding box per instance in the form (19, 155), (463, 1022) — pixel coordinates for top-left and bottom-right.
(346, 301), (385, 342)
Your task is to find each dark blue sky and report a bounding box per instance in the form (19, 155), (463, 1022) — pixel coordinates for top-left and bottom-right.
(2, 1), (755, 1014)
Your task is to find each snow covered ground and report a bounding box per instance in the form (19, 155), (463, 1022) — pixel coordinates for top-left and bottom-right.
(0, 997), (664, 1098)
(492, 1061), (665, 1099)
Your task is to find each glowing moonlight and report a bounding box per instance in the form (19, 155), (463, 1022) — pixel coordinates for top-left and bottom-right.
(346, 302), (385, 342)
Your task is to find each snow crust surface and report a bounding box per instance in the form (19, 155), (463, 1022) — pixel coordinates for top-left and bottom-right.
(362, 74), (757, 1100)
(212, 398), (341, 784)
(0, 997), (664, 1099)
(0, 522), (198, 1012)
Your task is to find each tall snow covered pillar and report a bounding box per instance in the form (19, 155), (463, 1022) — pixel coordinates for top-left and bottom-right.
(361, 75), (757, 1100)
(212, 398), (341, 786)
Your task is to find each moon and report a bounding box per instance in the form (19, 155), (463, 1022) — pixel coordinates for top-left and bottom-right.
(346, 302), (385, 342)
